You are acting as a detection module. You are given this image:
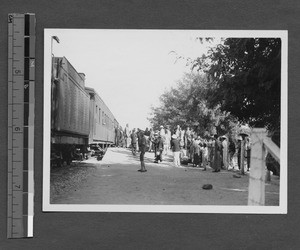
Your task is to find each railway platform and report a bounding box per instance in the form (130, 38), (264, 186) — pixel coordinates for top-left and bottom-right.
(51, 147), (280, 206)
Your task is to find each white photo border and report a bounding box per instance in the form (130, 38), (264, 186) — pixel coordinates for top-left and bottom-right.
(43, 29), (288, 213)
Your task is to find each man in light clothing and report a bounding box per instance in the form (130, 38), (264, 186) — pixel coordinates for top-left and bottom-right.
(171, 134), (181, 167)
(124, 124), (130, 148)
(221, 135), (229, 170)
(164, 126), (171, 155)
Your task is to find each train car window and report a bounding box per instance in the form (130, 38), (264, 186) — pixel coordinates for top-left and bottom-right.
(102, 111), (105, 125)
(95, 105), (98, 124)
(99, 108), (101, 123)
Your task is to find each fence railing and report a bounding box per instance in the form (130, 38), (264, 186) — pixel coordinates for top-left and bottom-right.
(247, 128), (280, 206)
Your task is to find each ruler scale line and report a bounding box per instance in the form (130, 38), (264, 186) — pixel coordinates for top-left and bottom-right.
(7, 13), (35, 239)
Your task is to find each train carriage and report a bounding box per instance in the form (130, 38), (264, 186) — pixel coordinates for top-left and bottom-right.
(85, 87), (118, 147)
(51, 57), (90, 165)
(51, 56), (119, 166)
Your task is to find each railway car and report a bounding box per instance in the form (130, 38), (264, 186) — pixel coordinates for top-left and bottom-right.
(85, 87), (118, 147)
(51, 57), (90, 165)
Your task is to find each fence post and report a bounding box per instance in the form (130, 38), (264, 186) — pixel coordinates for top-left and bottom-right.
(240, 138), (245, 175)
(248, 128), (267, 206)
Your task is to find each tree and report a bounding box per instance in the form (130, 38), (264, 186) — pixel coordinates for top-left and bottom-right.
(192, 38), (281, 132)
(148, 72), (237, 136)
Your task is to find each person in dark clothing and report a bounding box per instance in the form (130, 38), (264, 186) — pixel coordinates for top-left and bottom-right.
(245, 137), (251, 171)
(151, 132), (159, 157)
(154, 135), (164, 163)
(144, 127), (150, 137)
(212, 135), (222, 172)
(119, 128), (124, 147)
(115, 126), (120, 147)
(171, 134), (181, 167)
(130, 128), (137, 155)
(144, 127), (150, 151)
(193, 142), (201, 167)
(136, 128), (142, 151)
(138, 131), (147, 172)
(237, 136), (242, 170)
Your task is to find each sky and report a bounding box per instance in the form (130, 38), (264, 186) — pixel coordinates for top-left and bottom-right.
(45, 29), (221, 129)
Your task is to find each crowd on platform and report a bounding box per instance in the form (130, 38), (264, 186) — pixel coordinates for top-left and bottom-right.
(115, 124), (251, 173)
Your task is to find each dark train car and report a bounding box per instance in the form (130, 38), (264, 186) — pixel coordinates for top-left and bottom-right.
(51, 57), (90, 165)
(85, 87), (118, 147)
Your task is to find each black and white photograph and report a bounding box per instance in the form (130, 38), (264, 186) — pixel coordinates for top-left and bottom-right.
(43, 29), (287, 213)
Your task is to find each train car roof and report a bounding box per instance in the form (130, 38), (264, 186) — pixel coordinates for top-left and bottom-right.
(53, 56), (118, 125)
(53, 56), (86, 84)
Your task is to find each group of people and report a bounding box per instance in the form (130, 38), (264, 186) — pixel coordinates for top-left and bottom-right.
(180, 129), (251, 173)
(115, 124), (251, 173)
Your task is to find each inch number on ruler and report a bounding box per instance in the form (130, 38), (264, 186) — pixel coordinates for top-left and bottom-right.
(8, 14), (13, 23)
(7, 13), (35, 239)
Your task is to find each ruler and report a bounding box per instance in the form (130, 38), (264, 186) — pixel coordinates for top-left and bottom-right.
(7, 13), (35, 238)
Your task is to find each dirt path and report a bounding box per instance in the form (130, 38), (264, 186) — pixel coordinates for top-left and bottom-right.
(50, 148), (279, 206)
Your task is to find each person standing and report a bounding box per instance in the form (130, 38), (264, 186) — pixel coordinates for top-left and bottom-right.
(160, 125), (165, 138)
(184, 127), (190, 149)
(154, 134), (164, 163)
(171, 134), (180, 167)
(136, 128), (141, 152)
(124, 124), (130, 148)
(228, 136), (236, 169)
(149, 128), (154, 152)
(164, 126), (171, 155)
(185, 127), (192, 156)
(193, 141), (201, 167)
(144, 127), (150, 137)
(189, 136), (195, 164)
(245, 137), (251, 171)
(221, 136), (229, 170)
(201, 143), (209, 171)
(152, 132), (159, 157)
(175, 125), (181, 138)
(138, 130), (147, 172)
(118, 126), (123, 147)
(115, 125), (120, 147)
(208, 137), (215, 168)
(180, 129), (185, 148)
(237, 136), (242, 170)
(212, 135), (222, 172)
(130, 128), (137, 156)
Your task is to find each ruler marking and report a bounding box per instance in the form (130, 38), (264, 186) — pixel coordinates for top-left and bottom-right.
(8, 13), (35, 239)
(10, 17), (15, 239)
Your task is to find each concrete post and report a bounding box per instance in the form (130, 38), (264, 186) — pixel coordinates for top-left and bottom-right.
(240, 138), (245, 175)
(248, 128), (267, 206)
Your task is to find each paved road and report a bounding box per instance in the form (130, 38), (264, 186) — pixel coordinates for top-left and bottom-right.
(50, 147), (279, 206)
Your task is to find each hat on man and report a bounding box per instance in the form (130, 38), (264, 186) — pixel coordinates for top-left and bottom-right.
(172, 134), (177, 139)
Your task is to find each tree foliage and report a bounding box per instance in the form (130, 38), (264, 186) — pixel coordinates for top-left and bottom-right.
(148, 73), (238, 136)
(192, 38), (281, 132)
